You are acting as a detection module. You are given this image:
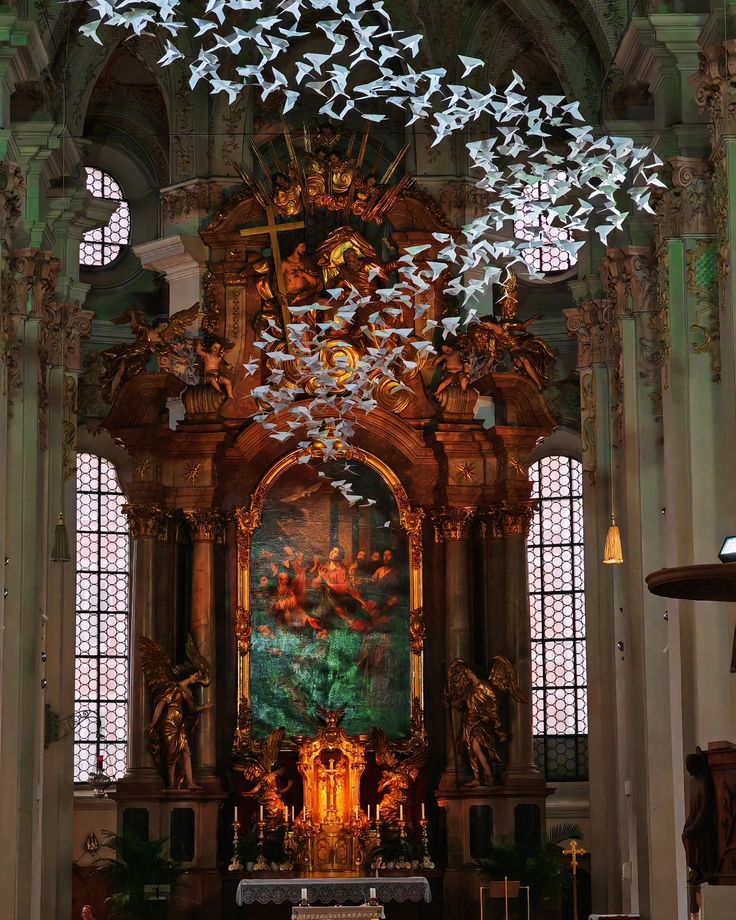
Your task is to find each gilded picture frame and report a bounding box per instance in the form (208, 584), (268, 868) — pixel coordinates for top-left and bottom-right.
(233, 447), (425, 749)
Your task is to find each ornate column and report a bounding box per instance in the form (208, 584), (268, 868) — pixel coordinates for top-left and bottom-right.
(184, 509), (225, 783)
(565, 297), (624, 913)
(480, 501), (538, 781)
(121, 503), (169, 780)
(432, 507), (474, 788)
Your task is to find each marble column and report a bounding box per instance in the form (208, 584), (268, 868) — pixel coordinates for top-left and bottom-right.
(482, 501), (539, 781)
(432, 507), (475, 788)
(565, 298), (624, 913)
(122, 504), (168, 779)
(184, 510), (224, 781)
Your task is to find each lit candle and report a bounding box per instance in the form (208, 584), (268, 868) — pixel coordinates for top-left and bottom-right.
(421, 803), (426, 820)
(259, 804), (264, 821)
(234, 805), (238, 823)
(399, 803), (403, 821)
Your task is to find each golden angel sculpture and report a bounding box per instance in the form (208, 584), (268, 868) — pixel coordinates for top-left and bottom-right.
(140, 634), (213, 790)
(447, 657), (528, 787)
(454, 274), (556, 392)
(100, 302), (200, 401)
(236, 727), (292, 828)
(373, 727), (427, 822)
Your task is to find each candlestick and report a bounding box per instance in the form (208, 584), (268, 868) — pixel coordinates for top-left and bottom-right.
(300, 887), (308, 906)
(228, 818), (243, 872)
(419, 817), (435, 869)
(254, 818), (269, 871)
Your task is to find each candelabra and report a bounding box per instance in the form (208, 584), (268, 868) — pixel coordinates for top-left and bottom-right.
(228, 818), (243, 872)
(419, 817), (434, 869)
(396, 818), (412, 870)
(254, 818), (269, 871)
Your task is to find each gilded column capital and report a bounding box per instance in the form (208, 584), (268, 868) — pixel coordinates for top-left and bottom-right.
(431, 507), (475, 542)
(564, 300), (615, 369)
(599, 247), (656, 318)
(691, 40), (736, 146)
(184, 509), (227, 543)
(123, 503), (169, 539)
(653, 157), (713, 244)
(478, 500), (538, 539)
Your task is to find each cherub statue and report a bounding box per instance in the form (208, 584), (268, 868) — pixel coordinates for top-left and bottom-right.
(140, 635), (213, 790)
(431, 342), (473, 400)
(100, 302), (200, 401)
(446, 657), (527, 787)
(237, 727), (292, 828)
(373, 728), (427, 822)
(196, 335), (235, 399)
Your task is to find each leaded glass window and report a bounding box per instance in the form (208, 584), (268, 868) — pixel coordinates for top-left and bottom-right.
(80, 167), (130, 267)
(514, 176), (575, 275)
(528, 455), (588, 781)
(74, 453), (130, 783)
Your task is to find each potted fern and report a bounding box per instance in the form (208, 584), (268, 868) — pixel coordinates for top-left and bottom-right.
(94, 831), (184, 919)
(475, 823), (580, 920)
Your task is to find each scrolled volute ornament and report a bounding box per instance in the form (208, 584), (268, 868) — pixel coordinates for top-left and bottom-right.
(140, 634), (213, 790)
(446, 657), (527, 787)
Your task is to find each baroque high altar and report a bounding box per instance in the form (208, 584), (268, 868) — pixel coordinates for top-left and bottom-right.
(103, 120), (556, 918)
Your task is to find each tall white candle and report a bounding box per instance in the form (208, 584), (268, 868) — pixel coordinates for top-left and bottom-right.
(259, 804), (264, 821)
(368, 805), (372, 821)
(234, 805), (238, 823)
(370, 888), (376, 901)
(301, 888), (307, 901)
(421, 803), (425, 820)
(284, 805), (289, 824)
(399, 803), (404, 821)
(291, 806), (295, 823)
(376, 804), (380, 821)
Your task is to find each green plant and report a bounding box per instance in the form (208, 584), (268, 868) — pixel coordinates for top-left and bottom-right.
(476, 823), (582, 918)
(374, 826), (422, 865)
(94, 831), (184, 919)
(236, 828), (261, 865)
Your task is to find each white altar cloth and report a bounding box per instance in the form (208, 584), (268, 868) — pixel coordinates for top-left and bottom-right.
(236, 876), (431, 907)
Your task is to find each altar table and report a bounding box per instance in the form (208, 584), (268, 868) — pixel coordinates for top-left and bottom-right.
(236, 877), (431, 908)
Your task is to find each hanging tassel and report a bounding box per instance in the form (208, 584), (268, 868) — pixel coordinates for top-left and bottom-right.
(603, 513), (623, 565)
(51, 513), (71, 563)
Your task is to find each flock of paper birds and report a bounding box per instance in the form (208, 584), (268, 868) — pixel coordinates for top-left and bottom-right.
(79, 0), (664, 498)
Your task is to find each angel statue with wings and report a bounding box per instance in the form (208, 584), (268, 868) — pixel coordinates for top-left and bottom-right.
(100, 302), (200, 402)
(140, 634), (213, 791)
(373, 727), (427, 822)
(446, 657), (528, 787)
(236, 727), (292, 828)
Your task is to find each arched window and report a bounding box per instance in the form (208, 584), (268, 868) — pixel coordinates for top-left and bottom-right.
(514, 175), (575, 276)
(74, 453), (130, 783)
(527, 455), (588, 780)
(80, 167), (131, 267)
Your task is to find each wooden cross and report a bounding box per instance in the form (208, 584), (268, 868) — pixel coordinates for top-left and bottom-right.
(563, 839), (587, 920)
(239, 204), (305, 328)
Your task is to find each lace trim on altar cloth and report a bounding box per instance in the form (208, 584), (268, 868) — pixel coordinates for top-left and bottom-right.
(235, 877), (431, 906)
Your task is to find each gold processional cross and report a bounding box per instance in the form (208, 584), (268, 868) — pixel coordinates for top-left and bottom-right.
(563, 839), (587, 920)
(239, 204), (306, 331)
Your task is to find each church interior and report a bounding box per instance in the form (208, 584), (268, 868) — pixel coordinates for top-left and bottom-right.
(2, 1), (736, 919)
